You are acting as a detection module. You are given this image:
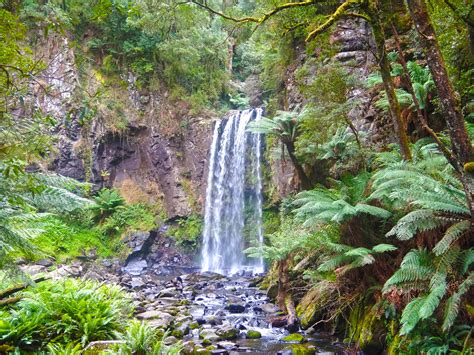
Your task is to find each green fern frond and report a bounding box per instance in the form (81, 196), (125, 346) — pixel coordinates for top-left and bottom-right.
(400, 297), (425, 335)
(433, 220), (471, 256)
(386, 210), (446, 240)
(460, 248), (474, 274)
(372, 244), (398, 253)
(419, 277), (447, 320)
(442, 273), (474, 331)
(383, 265), (433, 292)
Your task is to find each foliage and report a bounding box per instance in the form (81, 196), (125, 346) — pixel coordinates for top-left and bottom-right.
(101, 203), (156, 235)
(89, 188), (125, 222)
(293, 173), (390, 226)
(0, 278), (133, 350)
(383, 248), (473, 335)
(317, 243), (397, 274)
(247, 109), (301, 145)
(113, 321), (183, 355)
(166, 215), (203, 250)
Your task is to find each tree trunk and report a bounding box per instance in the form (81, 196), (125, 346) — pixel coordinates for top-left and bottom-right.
(286, 141), (312, 190)
(276, 258), (299, 330)
(370, 16), (412, 161)
(390, 23), (456, 166)
(406, 0), (474, 217)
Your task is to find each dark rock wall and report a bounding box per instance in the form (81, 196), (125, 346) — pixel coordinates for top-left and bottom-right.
(33, 31), (213, 218)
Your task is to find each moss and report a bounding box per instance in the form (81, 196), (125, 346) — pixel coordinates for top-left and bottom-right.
(282, 333), (305, 343)
(287, 343), (317, 355)
(246, 330), (262, 339)
(464, 162), (474, 172)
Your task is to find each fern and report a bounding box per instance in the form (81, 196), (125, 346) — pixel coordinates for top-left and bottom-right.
(433, 220), (471, 256)
(442, 273), (474, 331)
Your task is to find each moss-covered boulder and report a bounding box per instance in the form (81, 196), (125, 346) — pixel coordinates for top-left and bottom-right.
(246, 330), (262, 339)
(216, 325), (240, 340)
(288, 343), (317, 355)
(282, 333), (305, 343)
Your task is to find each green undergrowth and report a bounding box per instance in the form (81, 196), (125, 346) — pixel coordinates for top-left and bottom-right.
(166, 214), (203, 251)
(0, 279), (182, 353)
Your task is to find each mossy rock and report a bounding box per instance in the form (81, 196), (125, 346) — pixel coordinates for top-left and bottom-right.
(172, 329), (184, 338)
(201, 338), (212, 346)
(282, 333), (305, 343)
(189, 321), (200, 330)
(288, 343), (317, 355)
(246, 330), (262, 339)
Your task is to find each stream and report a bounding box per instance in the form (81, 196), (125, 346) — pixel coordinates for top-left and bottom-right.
(128, 266), (347, 354)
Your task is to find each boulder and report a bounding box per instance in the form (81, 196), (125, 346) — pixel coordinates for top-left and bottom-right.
(225, 303), (245, 313)
(216, 325), (239, 340)
(282, 333), (305, 343)
(246, 330), (262, 339)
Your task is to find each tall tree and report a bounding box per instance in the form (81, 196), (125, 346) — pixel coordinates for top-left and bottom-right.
(192, 0), (413, 160)
(406, 0), (474, 217)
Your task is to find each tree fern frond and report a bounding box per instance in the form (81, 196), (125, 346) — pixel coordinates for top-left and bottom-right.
(433, 220), (471, 256)
(383, 266), (433, 292)
(442, 273), (474, 331)
(460, 248), (474, 275)
(419, 279), (447, 320)
(372, 244), (398, 253)
(400, 297), (425, 335)
(386, 210), (446, 240)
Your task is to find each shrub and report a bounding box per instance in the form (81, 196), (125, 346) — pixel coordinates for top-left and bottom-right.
(101, 203), (156, 235)
(0, 279), (133, 350)
(89, 189), (125, 222)
(166, 215), (203, 250)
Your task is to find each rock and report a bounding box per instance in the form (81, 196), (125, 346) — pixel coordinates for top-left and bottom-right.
(260, 303), (278, 314)
(210, 350), (229, 355)
(216, 341), (236, 350)
(287, 343), (317, 355)
(137, 311), (174, 329)
(82, 270), (105, 281)
(216, 325), (239, 340)
(163, 336), (179, 345)
(130, 277), (145, 289)
(199, 329), (220, 342)
(269, 315), (287, 328)
(266, 284), (278, 299)
(190, 321), (200, 330)
(246, 330), (262, 339)
(123, 257), (147, 276)
(158, 287), (179, 298)
(35, 258), (54, 267)
(225, 303), (245, 313)
(205, 315), (222, 326)
(282, 333), (305, 343)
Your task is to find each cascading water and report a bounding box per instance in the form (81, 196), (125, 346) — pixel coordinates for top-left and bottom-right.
(201, 108), (265, 275)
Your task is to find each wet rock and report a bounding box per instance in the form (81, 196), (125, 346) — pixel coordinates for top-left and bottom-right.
(269, 315), (287, 328)
(163, 336), (179, 345)
(158, 287), (179, 298)
(246, 330), (262, 339)
(35, 258), (54, 267)
(210, 350), (229, 355)
(260, 303), (279, 314)
(199, 329), (220, 342)
(282, 333), (305, 343)
(130, 277), (145, 289)
(225, 303), (245, 313)
(205, 316), (223, 326)
(266, 284), (278, 299)
(82, 270), (105, 281)
(216, 341), (236, 350)
(216, 325), (239, 340)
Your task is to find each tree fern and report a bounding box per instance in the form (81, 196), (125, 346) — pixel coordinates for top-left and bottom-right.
(317, 243), (396, 273)
(294, 174), (390, 227)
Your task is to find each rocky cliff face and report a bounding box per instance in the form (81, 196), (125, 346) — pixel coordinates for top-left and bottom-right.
(32, 31), (214, 218)
(34, 18), (388, 214)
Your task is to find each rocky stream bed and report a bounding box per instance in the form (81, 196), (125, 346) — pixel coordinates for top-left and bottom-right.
(23, 231), (349, 354)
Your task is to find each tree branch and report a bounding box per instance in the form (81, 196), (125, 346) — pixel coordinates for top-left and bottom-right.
(191, 0), (316, 25)
(306, 0), (363, 41)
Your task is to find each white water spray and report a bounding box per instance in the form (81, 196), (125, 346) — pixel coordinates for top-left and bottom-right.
(201, 109), (265, 275)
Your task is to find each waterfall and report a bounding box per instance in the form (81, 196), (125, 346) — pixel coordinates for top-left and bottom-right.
(201, 108), (265, 275)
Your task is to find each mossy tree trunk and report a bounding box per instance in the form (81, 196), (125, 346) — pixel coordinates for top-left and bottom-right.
(285, 140), (312, 190)
(276, 257), (298, 330)
(406, 0), (474, 217)
(368, 3), (412, 161)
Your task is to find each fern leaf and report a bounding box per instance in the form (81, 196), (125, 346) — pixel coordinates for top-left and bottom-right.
(400, 297), (425, 335)
(433, 220), (471, 256)
(372, 244), (397, 253)
(387, 210), (446, 240)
